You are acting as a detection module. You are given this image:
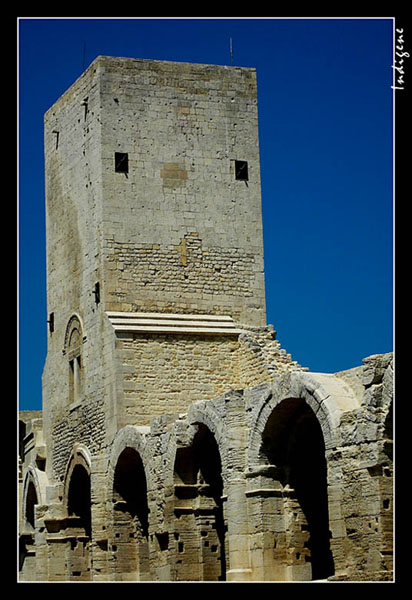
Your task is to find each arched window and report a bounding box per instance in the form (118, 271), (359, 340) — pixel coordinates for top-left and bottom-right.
(64, 316), (84, 405)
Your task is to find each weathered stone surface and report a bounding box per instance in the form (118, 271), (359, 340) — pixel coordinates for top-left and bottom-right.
(19, 56), (393, 583)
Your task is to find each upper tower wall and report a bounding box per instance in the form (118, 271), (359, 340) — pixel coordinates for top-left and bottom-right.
(44, 55), (266, 330)
(97, 56), (266, 325)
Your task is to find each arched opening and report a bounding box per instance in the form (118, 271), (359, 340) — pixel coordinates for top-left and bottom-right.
(19, 479), (39, 577)
(173, 424), (227, 581)
(66, 464), (92, 580)
(25, 481), (38, 531)
(112, 448), (150, 581)
(68, 464), (91, 537)
(261, 398), (334, 581)
(64, 316), (84, 405)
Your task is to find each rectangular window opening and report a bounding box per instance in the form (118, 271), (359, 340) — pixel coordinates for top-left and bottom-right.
(115, 152), (128, 174)
(156, 532), (169, 551)
(36, 457), (46, 471)
(235, 160), (248, 181)
(93, 282), (100, 305)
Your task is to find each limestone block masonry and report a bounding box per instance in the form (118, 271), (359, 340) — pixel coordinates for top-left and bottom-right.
(19, 56), (393, 582)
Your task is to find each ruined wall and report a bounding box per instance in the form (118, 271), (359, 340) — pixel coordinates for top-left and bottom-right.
(20, 353), (393, 582)
(116, 326), (304, 427)
(119, 334), (239, 425)
(328, 353), (393, 580)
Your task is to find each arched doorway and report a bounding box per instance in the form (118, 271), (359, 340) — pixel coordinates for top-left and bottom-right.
(66, 463), (92, 580)
(261, 398), (334, 580)
(19, 479), (39, 576)
(25, 481), (38, 531)
(111, 448), (150, 581)
(68, 464), (91, 537)
(173, 424), (226, 581)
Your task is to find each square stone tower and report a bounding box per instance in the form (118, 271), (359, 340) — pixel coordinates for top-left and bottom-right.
(42, 56), (267, 480)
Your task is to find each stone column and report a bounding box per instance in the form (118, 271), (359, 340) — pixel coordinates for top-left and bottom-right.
(225, 477), (253, 581)
(89, 456), (110, 581)
(244, 465), (313, 581)
(245, 466), (285, 581)
(172, 483), (201, 581)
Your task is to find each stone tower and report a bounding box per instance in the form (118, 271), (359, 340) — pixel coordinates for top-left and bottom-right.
(42, 56), (271, 479)
(44, 56), (266, 323)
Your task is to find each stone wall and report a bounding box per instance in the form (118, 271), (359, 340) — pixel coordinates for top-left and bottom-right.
(98, 56), (266, 326)
(105, 232), (260, 322)
(328, 353), (393, 580)
(116, 326), (304, 427)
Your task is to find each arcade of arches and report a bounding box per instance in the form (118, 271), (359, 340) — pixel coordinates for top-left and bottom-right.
(19, 356), (393, 582)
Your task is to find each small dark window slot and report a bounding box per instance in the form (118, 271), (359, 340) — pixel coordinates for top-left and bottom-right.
(115, 152), (128, 174)
(93, 282), (100, 305)
(235, 160), (248, 181)
(52, 130), (59, 150)
(48, 312), (55, 334)
(81, 98), (88, 121)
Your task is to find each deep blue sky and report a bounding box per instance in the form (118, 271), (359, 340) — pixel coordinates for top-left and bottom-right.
(18, 17), (394, 411)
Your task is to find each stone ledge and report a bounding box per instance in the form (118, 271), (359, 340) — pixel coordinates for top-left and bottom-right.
(106, 311), (247, 336)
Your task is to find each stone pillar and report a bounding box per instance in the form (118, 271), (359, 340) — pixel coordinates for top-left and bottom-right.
(225, 478), (252, 581)
(89, 456), (110, 581)
(172, 484), (201, 581)
(19, 533), (36, 581)
(246, 466), (287, 581)
(245, 465), (312, 581)
(42, 516), (91, 581)
(195, 486), (225, 581)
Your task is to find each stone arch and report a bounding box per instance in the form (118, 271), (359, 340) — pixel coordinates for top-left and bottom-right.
(162, 394), (233, 501)
(22, 467), (48, 531)
(63, 313), (85, 351)
(63, 445), (92, 532)
(63, 443), (92, 504)
(186, 395), (234, 482)
(20, 467), (48, 577)
(62, 444), (92, 580)
(63, 314), (85, 405)
(107, 426), (151, 581)
(168, 398), (230, 581)
(248, 371), (360, 470)
(246, 371), (359, 581)
(107, 426), (150, 483)
(263, 398), (334, 579)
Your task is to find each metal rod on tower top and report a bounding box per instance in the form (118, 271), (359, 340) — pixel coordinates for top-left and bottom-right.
(230, 37), (234, 66)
